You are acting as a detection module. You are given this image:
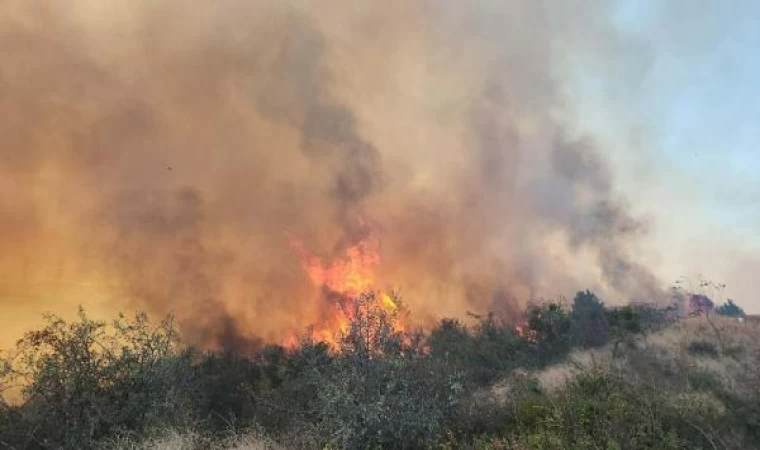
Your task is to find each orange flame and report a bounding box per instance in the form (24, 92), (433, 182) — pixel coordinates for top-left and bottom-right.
(286, 231), (403, 349)
(288, 233), (380, 298)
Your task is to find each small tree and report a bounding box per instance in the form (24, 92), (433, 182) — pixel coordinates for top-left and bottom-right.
(307, 292), (459, 449)
(570, 290), (609, 348)
(1, 308), (192, 448)
(339, 292), (406, 359)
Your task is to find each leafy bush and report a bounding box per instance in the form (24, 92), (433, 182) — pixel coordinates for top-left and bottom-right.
(191, 350), (263, 430)
(525, 302), (572, 365)
(474, 372), (718, 450)
(604, 304), (670, 357)
(428, 318), (472, 365)
(289, 293), (461, 449)
(569, 291), (609, 348)
(716, 299), (746, 318)
(0, 309), (194, 448)
(429, 314), (530, 386)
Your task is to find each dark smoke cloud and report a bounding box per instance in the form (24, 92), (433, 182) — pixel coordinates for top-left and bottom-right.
(0, 0), (664, 347)
(255, 16), (383, 239)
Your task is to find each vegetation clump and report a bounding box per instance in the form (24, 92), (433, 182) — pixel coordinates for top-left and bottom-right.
(688, 340), (719, 357)
(716, 300), (746, 318)
(1, 292), (757, 449)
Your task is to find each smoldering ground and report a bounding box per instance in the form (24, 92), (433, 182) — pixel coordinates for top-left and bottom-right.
(0, 0), (664, 348)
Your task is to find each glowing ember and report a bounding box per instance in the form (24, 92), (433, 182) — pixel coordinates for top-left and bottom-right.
(515, 320), (538, 343)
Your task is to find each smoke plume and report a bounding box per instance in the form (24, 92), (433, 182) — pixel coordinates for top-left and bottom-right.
(0, 0), (664, 347)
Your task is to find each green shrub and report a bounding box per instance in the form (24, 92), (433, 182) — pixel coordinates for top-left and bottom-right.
(301, 293), (460, 449)
(526, 302), (572, 365)
(605, 304), (670, 357)
(570, 291), (609, 348)
(191, 350), (262, 430)
(505, 372), (704, 450)
(429, 314), (530, 386)
(0, 309), (193, 449)
(715, 299), (746, 318)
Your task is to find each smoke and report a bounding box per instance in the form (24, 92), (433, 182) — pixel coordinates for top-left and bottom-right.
(0, 0), (664, 347)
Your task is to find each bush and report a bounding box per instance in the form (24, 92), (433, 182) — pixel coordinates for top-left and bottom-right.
(569, 291), (609, 348)
(296, 293), (461, 449)
(191, 350), (262, 430)
(429, 314), (530, 386)
(526, 302), (572, 365)
(0, 309), (194, 449)
(716, 299), (746, 318)
(687, 369), (722, 392)
(688, 340), (719, 357)
(428, 319), (472, 365)
(500, 372), (712, 450)
(312, 355), (457, 449)
(605, 304), (668, 356)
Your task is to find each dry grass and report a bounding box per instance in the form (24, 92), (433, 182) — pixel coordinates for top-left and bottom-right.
(493, 314), (760, 397)
(483, 315), (760, 449)
(107, 429), (283, 450)
(120, 315), (760, 450)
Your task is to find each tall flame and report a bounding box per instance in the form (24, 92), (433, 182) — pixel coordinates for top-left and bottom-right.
(285, 231), (401, 349)
(288, 233), (381, 299)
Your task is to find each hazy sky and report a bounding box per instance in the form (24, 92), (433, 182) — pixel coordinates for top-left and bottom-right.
(564, 0), (760, 310)
(1, 0), (758, 354)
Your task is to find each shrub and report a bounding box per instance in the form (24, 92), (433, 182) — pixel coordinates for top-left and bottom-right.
(687, 369), (722, 392)
(428, 313), (533, 387)
(191, 350), (262, 430)
(569, 291), (609, 348)
(604, 304), (670, 356)
(313, 355), (456, 449)
(0, 309), (193, 449)
(504, 372), (707, 450)
(428, 318), (472, 365)
(526, 302), (572, 365)
(303, 293), (461, 449)
(688, 340), (718, 357)
(716, 299), (746, 318)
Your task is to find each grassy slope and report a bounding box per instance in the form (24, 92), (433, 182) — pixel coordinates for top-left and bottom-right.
(507, 315), (760, 395)
(116, 315), (760, 450)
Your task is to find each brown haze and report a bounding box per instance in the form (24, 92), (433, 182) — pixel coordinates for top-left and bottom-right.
(0, 0), (664, 350)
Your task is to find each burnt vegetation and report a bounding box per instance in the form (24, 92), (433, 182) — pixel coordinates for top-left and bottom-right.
(1, 292), (758, 450)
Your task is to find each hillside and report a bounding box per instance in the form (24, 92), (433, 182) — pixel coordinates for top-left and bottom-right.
(505, 315), (760, 395)
(119, 315), (760, 449)
(2, 299), (759, 450)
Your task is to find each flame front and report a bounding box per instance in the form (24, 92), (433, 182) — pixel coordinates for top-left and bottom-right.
(288, 233), (380, 299)
(286, 232), (402, 349)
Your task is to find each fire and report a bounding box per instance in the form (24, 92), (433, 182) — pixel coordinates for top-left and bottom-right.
(286, 231), (403, 349)
(515, 320), (538, 343)
(288, 233), (381, 298)
(381, 292), (397, 311)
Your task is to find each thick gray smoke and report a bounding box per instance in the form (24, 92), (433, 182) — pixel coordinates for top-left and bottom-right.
(0, 0), (664, 347)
